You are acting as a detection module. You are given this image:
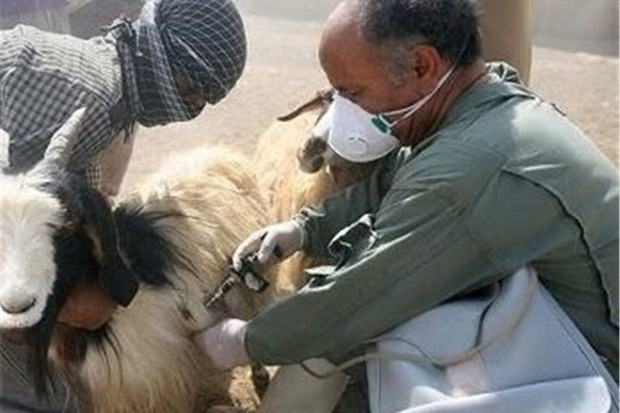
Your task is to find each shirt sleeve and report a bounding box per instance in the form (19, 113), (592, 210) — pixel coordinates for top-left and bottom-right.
(245, 183), (497, 365)
(1, 42), (116, 176)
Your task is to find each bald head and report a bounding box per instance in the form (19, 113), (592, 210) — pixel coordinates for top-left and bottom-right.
(319, 0), (362, 67)
(319, 0), (391, 104)
(318, 0), (423, 97)
(322, 0), (361, 34)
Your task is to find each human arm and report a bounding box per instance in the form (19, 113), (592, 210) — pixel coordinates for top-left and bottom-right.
(295, 157), (393, 258)
(200, 152), (616, 371)
(0, 29), (119, 179)
(197, 181), (469, 367)
(245, 184), (486, 365)
(232, 156), (396, 266)
(241, 139), (603, 366)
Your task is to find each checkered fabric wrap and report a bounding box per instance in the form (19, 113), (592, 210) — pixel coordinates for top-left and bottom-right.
(0, 25), (124, 181)
(129, 0), (247, 126)
(0, 0), (246, 184)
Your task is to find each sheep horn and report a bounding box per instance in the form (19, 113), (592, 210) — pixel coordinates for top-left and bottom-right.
(41, 108), (86, 169)
(27, 108), (86, 178)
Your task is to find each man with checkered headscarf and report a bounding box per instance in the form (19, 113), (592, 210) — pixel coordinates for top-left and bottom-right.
(0, 1), (246, 411)
(1, 0), (246, 196)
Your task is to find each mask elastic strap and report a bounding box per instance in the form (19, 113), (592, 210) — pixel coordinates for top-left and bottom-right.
(380, 64), (456, 128)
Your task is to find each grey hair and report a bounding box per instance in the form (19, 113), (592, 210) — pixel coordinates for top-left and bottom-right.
(358, 0), (482, 82)
(379, 37), (423, 86)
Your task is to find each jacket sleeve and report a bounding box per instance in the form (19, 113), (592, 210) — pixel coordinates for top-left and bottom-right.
(245, 183), (498, 365)
(294, 157), (395, 258)
(244, 120), (620, 367)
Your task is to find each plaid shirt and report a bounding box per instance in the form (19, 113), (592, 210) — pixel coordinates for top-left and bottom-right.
(0, 25), (125, 186)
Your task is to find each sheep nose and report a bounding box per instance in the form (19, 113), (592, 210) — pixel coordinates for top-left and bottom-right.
(1, 292), (37, 314)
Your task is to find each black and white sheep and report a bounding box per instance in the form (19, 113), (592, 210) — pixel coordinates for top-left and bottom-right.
(0, 94), (377, 412)
(0, 109), (287, 412)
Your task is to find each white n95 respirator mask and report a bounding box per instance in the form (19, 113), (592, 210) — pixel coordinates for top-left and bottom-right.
(315, 66), (455, 163)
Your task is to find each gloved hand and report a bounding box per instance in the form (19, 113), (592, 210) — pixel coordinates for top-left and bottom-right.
(233, 220), (305, 268)
(194, 318), (250, 370)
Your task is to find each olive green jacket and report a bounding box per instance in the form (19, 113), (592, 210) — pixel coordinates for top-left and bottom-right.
(245, 63), (619, 377)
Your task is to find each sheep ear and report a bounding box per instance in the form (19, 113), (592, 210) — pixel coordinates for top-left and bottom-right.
(28, 108), (86, 177)
(81, 188), (140, 307)
(276, 88), (334, 122)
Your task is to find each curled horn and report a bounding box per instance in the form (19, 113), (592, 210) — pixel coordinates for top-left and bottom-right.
(28, 108), (87, 177)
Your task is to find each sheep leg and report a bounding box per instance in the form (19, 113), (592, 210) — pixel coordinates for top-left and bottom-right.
(250, 363), (270, 399)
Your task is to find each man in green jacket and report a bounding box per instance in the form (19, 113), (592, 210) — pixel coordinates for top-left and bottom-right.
(198, 0), (618, 392)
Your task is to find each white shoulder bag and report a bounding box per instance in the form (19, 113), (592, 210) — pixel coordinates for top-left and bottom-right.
(365, 266), (618, 413)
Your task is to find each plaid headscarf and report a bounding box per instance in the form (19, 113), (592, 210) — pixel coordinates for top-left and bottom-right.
(113, 0), (247, 126)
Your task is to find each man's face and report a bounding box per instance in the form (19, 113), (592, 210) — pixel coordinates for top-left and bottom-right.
(319, 17), (429, 141)
(175, 75), (207, 111)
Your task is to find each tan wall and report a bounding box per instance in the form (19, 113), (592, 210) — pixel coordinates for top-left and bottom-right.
(534, 0), (618, 41)
(533, 0), (618, 54)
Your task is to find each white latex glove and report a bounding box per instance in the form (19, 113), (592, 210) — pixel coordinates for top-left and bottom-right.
(194, 318), (249, 370)
(233, 220), (305, 268)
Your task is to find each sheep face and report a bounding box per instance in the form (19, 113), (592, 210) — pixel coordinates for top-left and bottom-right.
(0, 175), (64, 328)
(274, 90), (379, 191)
(0, 110), (139, 397)
(0, 169), (108, 396)
(284, 89), (375, 177)
(1, 108), (137, 332)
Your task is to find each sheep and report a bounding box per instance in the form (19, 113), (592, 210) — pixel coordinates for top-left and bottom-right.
(0, 91), (378, 412)
(0, 109), (287, 412)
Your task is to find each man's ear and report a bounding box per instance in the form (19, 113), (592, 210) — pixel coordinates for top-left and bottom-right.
(413, 45), (444, 92)
(80, 188), (139, 307)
